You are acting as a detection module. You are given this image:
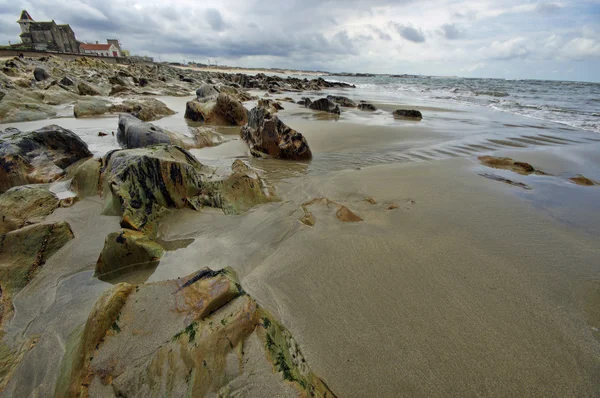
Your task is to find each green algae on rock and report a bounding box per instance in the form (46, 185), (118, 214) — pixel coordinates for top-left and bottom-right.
(0, 186), (60, 234)
(95, 229), (166, 281)
(55, 268), (335, 398)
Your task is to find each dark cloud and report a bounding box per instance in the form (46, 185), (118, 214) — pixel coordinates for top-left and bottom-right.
(392, 23), (425, 43)
(439, 23), (462, 39)
(205, 8), (227, 32)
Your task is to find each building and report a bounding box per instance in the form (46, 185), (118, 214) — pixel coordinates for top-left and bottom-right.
(17, 10), (79, 53)
(80, 42), (121, 57)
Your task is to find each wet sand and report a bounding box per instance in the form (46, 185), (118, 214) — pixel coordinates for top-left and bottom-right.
(2, 86), (600, 396)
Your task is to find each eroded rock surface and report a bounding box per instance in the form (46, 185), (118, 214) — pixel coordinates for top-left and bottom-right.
(309, 98), (341, 115)
(300, 197), (363, 226)
(56, 268), (335, 398)
(0, 125), (91, 192)
(0, 186), (60, 234)
(257, 98), (284, 113)
(327, 95), (357, 107)
(241, 107), (312, 160)
(110, 98), (175, 122)
(478, 156), (546, 175)
(185, 93), (248, 126)
(117, 114), (183, 149)
(393, 109), (423, 120)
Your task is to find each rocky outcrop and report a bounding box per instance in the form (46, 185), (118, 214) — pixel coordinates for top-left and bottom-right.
(358, 102), (377, 111)
(0, 186), (60, 234)
(0, 221), (74, 325)
(77, 81), (104, 96)
(185, 93), (248, 126)
(199, 160), (277, 215)
(33, 67), (50, 82)
(73, 99), (110, 118)
(297, 97), (312, 107)
(116, 114), (183, 149)
(257, 98), (284, 113)
(327, 95), (357, 107)
(42, 85), (80, 105)
(0, 91), (57, 123)
(393, 109), (422, 120)
(478, 156), (546, 175)
(195, 83), (219, 101)
(56, 268), (335, 398)
(240, 107), (312, 160)
(95, 229), (165, 281)
(309, 98), (341, 115)
(109, 98), (175, 122)
(0, 125), (92, 192)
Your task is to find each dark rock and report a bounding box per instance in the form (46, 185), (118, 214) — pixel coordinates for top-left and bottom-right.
(297, 97), (312, 107)
(358, 103), (377, 111)
(241, 107), (312, 160)
(0, 90), (5, 102)
(0, 125), (92, 192)
(33, 67), (50, 82)
(393, 109), (422, 120)
(327, 95), (357, 107)
(59, 76), (76, 87)
(309, 98), (341, 115)
(257, 98), (284, 113)
(138, 78), (149, 87)
(117, 114), (183, 149)
(77, 81), (103, 96)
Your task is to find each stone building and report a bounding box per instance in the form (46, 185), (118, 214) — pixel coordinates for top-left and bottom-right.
(17, 10), (80, 53)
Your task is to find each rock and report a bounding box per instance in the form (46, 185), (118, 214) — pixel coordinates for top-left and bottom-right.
(0, 125), (92, 192)
(300, 197), (363, 226)
(109, 99), (175, 122)
(56, 268), (335, 398)
(100, 145), (210, 235)
(195, 83), (220, 101)
(358, 103), (377, 111)
(0, 186), (60, 234)
(257, 98), (284, 113)
(42, 85), (80, 105)
(189, 127), (224, 149)
(138, 77), (149, 87)
(109, 85), (129, 96)
(388, 204), (399, 210)
(184, 93), (248, 126)
(297, 97), (312, 107)
(197, 160), (277, 215)
(109, 75), (131, 87)
(73, 99), (110, 118)
(33, 67), (50, 82)
(478, 156), (546, 176)
(569, 175), (596, 186)
(77, 81), (104, 96)
(0, 221), (74, 325)
(59, 76), (75, 86)
(327, 95), (357, 107)
(0, 91), (57, 123)
(117, 114), (183, 149)
(70, 157), (102, 198)
(309, 98), (341, 115)
(393, 109), (423, 120)
(365, 197), (377, 204)
(98, 132), (108, 137)
(0, 90), (5, 102)
(478, 173), (532, 190)
(240, 107), (312, 160)
(95, 229), (165, 281)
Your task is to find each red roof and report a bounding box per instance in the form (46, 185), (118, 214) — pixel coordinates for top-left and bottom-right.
(80, 43), (112, 51)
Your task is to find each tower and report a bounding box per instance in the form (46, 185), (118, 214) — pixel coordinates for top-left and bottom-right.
(17, 10), (34, 43)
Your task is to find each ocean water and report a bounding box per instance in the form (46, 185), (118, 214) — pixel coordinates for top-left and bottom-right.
(326, 75), (600, 134)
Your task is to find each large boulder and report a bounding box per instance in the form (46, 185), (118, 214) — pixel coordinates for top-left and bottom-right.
(95, 229), (165, 281)
(56, 268), (335, 398)
(393, 109), (422, 120)
(110, 99), (175, 122)
(327, 95), (357, 107)
(0, 221), (74, 325)
(240, 106), (312, 160)
(0, 125), (92, 192)
(33, 67), (50, 82)
(0, 91), (57, 123)
(116, 114), (183, 149)
(184, 93), (248, 126)
(358, 102), (377, 111)
(309, 98), (341, 115)
(0, 186), (60, 234)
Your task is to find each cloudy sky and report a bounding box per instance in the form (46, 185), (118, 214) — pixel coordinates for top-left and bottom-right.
(1, 0), (599, 81)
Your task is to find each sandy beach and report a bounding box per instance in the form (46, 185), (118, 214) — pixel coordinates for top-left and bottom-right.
(1, 56), (599, 397)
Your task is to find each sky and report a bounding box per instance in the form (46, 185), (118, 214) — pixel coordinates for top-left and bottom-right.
(1, 0), (599, 82)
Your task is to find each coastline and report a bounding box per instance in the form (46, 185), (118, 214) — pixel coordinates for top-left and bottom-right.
(1, 55), (599, 397)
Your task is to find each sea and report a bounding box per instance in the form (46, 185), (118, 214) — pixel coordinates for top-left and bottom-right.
(325, 75), (600, 134)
